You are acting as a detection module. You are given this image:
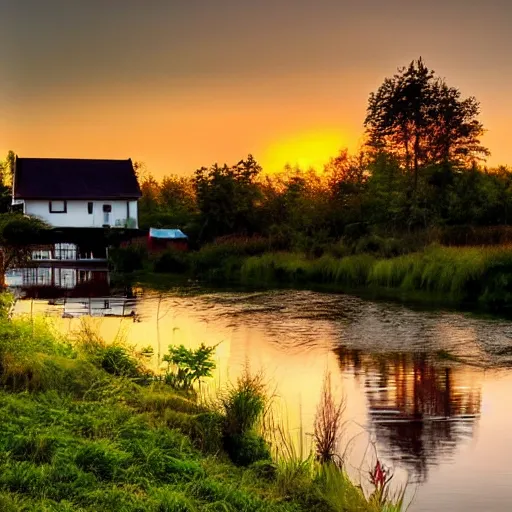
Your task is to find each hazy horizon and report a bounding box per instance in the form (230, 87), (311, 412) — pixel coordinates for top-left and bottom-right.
(2, 0), (512, 177)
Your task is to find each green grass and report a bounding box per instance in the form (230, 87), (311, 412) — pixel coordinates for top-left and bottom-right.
(234, 244), (512, 311)
(220, 370), (270, 466)
(0, 312), (404, 511)
(121, 234), (512, 312)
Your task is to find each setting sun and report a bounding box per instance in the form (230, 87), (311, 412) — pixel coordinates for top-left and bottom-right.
(261, 129), (356, 174)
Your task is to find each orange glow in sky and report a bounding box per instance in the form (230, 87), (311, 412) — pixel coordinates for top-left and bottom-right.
(1, 1), (512, 177)
(261, 129), (357, 173)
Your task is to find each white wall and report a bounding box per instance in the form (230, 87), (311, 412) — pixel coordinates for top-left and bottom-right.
(24, 200), (138, 228)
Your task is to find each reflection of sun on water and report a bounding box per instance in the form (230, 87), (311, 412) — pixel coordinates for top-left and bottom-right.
(262, 129), (354, 173)
(14, 297), (364, 456)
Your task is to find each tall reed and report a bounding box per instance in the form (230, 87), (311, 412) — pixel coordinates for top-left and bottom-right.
(314, 372), (346, 466)
(238, 244), (512, 309)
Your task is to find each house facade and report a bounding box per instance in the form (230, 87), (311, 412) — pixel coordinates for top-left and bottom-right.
(12, 157), (142, 229)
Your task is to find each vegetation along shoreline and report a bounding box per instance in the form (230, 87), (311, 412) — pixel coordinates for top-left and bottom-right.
(0, 295), (406, 511)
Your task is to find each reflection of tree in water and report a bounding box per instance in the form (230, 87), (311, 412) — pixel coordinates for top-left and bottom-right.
(334, 347), (482, 483)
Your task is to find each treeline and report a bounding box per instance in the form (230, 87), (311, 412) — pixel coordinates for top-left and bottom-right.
(137, 151), (512, 252)
(136, 58), (512, 252)
(3, 58), (511, 254)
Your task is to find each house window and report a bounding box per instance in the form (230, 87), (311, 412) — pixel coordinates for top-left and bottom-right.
(49, 200), (67, 213)
(103, 204), (112, 225)
(55, 243), (77, 260)
(87, 202), (93, 214)
(31, 249), (51, 260)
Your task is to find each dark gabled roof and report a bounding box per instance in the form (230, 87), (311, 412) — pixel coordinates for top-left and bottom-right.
(13, 157), (142, 200)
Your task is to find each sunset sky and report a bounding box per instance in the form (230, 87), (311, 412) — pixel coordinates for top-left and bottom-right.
(1, 0), (512, 178)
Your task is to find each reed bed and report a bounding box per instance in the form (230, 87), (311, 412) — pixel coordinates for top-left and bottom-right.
(239, 244), (512, 308)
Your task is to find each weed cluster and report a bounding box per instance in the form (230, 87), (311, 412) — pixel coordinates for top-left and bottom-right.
(220, 370), (270, 466)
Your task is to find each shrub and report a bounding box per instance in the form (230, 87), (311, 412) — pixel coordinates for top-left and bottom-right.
(153, 249), (190, 273)
(100, 345), (140, 378)
(250, 459), (277, 481)
(343, 222), (369, 241)
(223, 431), (271, 466)
(163, 344), (217, 390)
(222, 372), (266, 437)
(189, 412), (224, 453)
(0, 292), (14, 318)
(221, 370), (270, 466)
(355, 234), (384, 255)
(190, 236), (271, 277)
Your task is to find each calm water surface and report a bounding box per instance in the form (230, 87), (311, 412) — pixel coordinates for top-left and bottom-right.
(14, 288), (512, 511)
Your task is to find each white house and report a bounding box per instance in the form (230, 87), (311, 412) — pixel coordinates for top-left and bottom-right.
(12, 157), (142, 228)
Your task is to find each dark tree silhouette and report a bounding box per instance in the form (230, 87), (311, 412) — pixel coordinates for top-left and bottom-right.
(194, 155), (262, 242)
(365, 58), (489, 192)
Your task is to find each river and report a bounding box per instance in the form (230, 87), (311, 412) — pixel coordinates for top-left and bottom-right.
(12, 286), (512, 511)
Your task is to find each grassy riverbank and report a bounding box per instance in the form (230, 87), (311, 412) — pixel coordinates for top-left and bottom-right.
(115, 240), (512, 312)
(0, 306), (403, 511)
(238, 245), (512, 310)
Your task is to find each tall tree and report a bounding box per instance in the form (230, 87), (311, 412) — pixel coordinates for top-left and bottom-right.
(194, 155), (262, 241)
(365, 58), (488, 192)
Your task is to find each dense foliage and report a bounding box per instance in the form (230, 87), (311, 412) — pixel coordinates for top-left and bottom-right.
(3, 59), (507, 255)
(163, 343), (217, 390)
(135, 153), (512, 249)
(127, 59), (512, 252)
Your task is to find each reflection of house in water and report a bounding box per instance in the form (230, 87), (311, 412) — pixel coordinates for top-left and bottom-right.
(334, 347), (482, 483)
(6, 242), (138, 318)
(6, 243), (111, 298)
(61, 297), (137, 318)
(8, 266), (110, 298)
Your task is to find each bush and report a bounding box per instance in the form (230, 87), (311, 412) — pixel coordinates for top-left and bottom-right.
(191, 236), (271, 277)
(343, 222), (369, 241)
(222, 372), (266, 437)
(163, 343), (217, 390)
(100, 345), (141, 378)
(221, 370), (270, 466)
(153, 249), (190, 273)
(0, 292), (14, 318)
(224, 432), (271, 466)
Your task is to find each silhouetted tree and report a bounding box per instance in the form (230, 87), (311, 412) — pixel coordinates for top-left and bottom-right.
(194, 155), (262, 241)
(324, 150), (368, 235)
(365, 58), (488, 193)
